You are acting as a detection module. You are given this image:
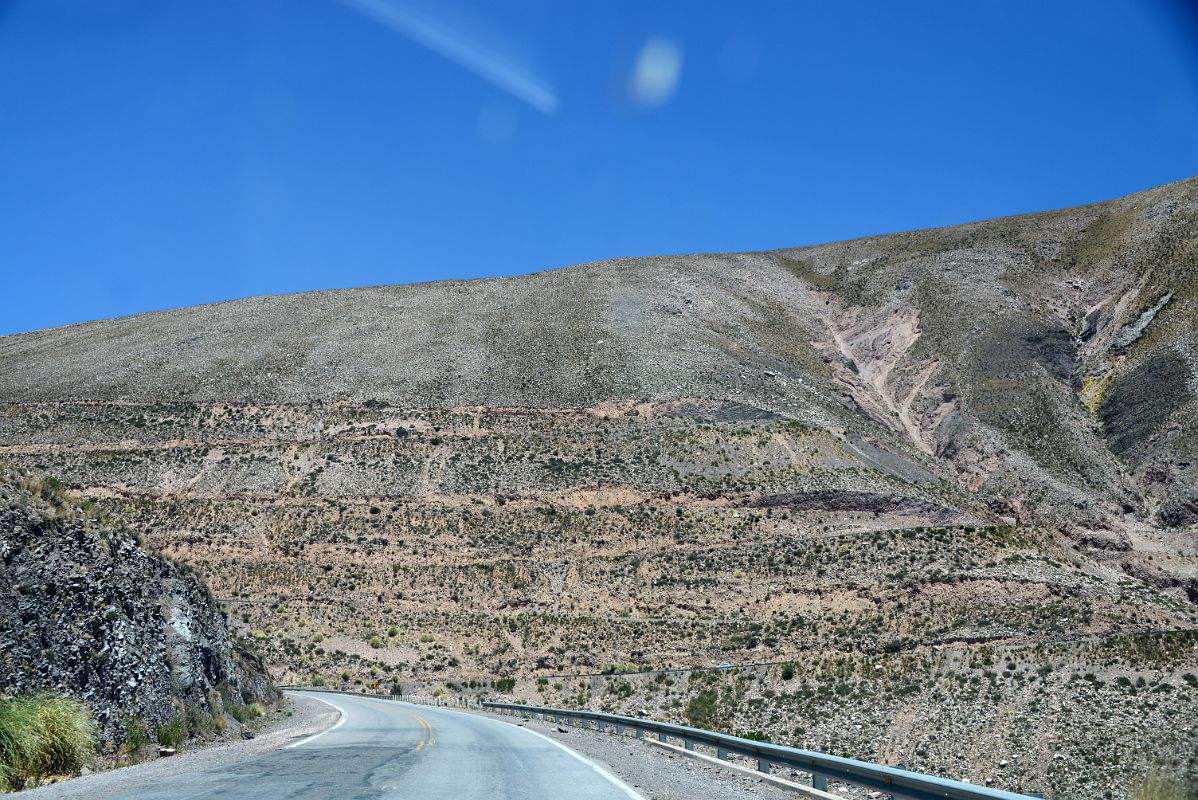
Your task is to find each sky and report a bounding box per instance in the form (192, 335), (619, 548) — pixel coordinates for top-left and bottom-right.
(1, 0), (1197, 336)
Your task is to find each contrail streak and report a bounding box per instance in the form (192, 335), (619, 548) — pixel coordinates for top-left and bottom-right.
(335, 0), (559, 114)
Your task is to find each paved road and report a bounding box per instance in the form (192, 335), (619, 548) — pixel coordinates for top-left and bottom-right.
(109, 691), (644, 799)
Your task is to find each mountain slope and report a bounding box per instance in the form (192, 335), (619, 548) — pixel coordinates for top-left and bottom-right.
(0, 178), (1195, 799)
(2, 177), (1194, 569)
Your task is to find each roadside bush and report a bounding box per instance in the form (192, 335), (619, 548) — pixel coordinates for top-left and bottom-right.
(122, 717), (149, 760)
(685, 690), (719, 729)
(0, 694), (96, 790)
(157, 714), (185, 749)
(31, 697), (96, 777)
(0, 697), (38, 790)
(227, 701), (264, 725)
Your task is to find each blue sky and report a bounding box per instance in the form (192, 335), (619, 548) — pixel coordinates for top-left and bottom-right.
(1, 0), (1196, 336)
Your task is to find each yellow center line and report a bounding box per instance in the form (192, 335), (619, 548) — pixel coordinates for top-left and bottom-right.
(402, 709), (435, 751)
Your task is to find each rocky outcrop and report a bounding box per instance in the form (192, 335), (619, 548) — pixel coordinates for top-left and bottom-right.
(0, 472), (275, 743)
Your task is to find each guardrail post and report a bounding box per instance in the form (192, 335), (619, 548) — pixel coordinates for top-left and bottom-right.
(813, 774), (828, 791)
(684, 739), (695, 752)
(634, 728), (644, 739)
(658, 732), (668, 743)
(757, 759), (770, 775)
(716, 746), (729, 760)
(615, 724), (624, 735)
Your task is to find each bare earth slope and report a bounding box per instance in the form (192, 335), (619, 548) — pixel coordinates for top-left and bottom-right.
(2, 177), (1196, 544)
(1, 178), (1196, 799)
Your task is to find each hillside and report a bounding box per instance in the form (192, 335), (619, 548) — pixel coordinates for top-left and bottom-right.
(0, 178), (1196, 798)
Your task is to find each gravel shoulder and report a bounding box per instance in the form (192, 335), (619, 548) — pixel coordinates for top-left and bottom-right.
(22, 694), (340, 799)
(470, 708), (801, 800)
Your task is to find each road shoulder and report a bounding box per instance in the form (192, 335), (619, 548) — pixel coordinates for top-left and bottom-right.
(22, 694), (339, 799)
(471, 708), (798, 800)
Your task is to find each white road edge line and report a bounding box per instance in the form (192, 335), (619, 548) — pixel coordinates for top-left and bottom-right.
(493, 718), (648, 800)
(335, 694), (646, 800)
(284, 693), (348, 749)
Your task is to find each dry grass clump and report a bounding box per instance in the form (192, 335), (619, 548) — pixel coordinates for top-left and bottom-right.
(1128, 771), (1188, 800)
(0, 694), (96, 791)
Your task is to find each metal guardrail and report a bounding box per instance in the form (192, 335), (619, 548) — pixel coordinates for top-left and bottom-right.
(482, 701), (1039, 800)
(281, 686), (479, 708)
(281, 687), (1038, 799)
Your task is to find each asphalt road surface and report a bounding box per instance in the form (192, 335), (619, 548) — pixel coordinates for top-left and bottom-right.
(108, 691), (645, 799)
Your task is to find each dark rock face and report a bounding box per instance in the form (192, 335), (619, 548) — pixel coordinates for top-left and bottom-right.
(0, 476), (274, 742)
(1100, 348), (1191, 457)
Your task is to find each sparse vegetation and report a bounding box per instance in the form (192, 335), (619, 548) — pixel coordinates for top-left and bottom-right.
(1129, 771), (1186, 800)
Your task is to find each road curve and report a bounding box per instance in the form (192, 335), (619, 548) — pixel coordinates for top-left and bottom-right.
(109, 691), (644, 800)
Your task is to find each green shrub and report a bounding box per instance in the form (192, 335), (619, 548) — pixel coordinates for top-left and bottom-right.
(157, 715), (185, 748)
(685, 690), (719, 729)
(0, 694), (96, 790)
(122, 717), (148, 759)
